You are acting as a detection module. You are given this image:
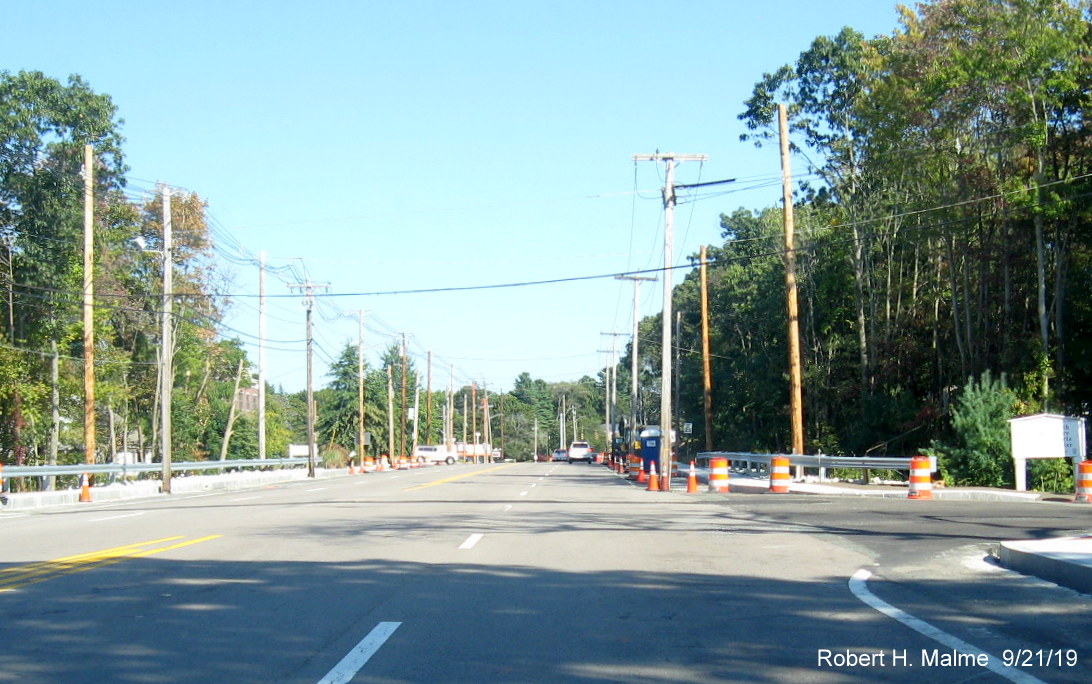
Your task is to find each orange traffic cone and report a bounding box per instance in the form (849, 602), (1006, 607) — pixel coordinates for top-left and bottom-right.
(79, 472), (92, 502)
(637, 466), (647, 484)
(646, 463), (660, 491)
(686, 461), (699, 494)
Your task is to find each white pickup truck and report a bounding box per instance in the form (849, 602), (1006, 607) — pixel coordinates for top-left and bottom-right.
(412, 445), (457, 465)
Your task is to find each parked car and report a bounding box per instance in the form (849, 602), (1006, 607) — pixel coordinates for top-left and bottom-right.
(567, 441), (592, 463)
(551, 448), (568, 462)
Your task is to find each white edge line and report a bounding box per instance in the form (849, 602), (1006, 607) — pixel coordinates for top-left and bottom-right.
(90, 512), (145, 522)
(459, 533), (484, 550)
(849, 569), (1046, 684)
(317, 621), (401, 684)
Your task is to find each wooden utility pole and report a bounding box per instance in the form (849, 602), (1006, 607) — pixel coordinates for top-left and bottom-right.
(533, 417), (539, 461)
(447, 363), (455, 452)
(778, 104), (805, 455)
(82, 144), (96, 468)
(159, 184), (174, 491)
(387, 365), (395, 460)
(559, 395), (566, 450)
(357, 310), (367, 461)
(632, 152), (708, 489)
(482, 387), (491, 445)
(700, 245), (714, 452)
(411, 382), (421, 455)
(425, 351), (433, 445)
(258, 251), (267, 459)
(400, 333), (408, 457)
(598, 347), (614, 453)
(471, 382), (478, 462)
(615, 275), (656, 449)
(288, 279), (330, 477)
(601, 332), (625, 452)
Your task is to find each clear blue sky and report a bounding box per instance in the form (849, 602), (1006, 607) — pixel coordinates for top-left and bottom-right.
(3, 1), (902, 395)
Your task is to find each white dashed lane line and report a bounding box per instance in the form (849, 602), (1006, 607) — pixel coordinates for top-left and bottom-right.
(317, 621), (401, 684)
(459, 533), (484, 550)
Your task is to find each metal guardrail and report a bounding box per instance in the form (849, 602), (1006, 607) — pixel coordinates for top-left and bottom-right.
(696, 452), (936, 474)
(0, 457), (310, 481)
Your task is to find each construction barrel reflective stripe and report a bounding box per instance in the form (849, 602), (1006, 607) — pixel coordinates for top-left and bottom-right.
(769, 456), (790, 493)
(79, 472), (92, 502)
(687, 461), (700, 494)
(646, 462), (660, 491)
(708, 457), (729, 493)
(1075, 460), (1092, 503)
(907, 455), (933, 500)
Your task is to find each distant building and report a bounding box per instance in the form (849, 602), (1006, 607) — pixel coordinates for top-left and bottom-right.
(236, 386), (259, 413)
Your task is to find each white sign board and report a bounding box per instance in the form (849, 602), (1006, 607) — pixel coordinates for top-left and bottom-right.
(1008, 413), (1086, 491)
(287, 444), (312, 458)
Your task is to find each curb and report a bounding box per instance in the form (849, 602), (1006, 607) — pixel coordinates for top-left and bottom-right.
(996, 537), (1092, 595)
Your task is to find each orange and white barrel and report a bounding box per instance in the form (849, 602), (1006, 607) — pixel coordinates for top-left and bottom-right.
(708, 457), (730, 493)
(628, 455), (641, 480)
(363, 456), (376, 473)
(1075, 460), (1092, 503)
(769, 456), (791, 493)
(907, 455), (933, 500)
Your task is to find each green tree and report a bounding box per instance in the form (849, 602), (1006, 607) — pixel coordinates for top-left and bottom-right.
(0, 70), (126, 472)
(926, 371), (1018, 487)
(316, 343), (375, 455)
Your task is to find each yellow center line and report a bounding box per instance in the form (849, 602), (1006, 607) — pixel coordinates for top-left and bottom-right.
(0, 535), (222, 593)
(0, 537), (186, 585)
(404, 463), (517, 491)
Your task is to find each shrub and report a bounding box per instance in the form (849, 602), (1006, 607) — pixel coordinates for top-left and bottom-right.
(924, 371), (1017, 487)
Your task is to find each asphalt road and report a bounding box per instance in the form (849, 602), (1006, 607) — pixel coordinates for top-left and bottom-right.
(0, 462), (1089, 683)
